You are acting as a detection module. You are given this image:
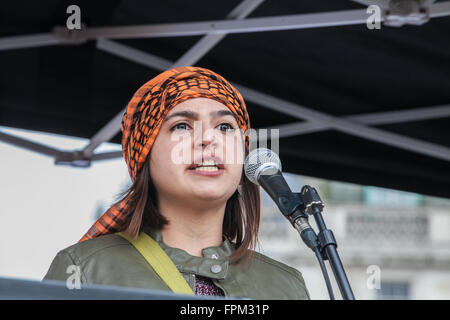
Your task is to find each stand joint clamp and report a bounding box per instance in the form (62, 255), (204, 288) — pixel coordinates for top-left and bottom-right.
(317, 229), (337, 260)
(301, 185), (324, 215)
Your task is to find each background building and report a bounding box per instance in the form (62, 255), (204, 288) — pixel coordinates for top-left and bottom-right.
(257, 174), (450, 299)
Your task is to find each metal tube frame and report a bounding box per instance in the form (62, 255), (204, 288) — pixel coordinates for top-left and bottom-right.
(0, 0), (449, 165)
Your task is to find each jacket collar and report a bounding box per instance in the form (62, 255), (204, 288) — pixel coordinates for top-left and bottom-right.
(142, 225), (235, 280)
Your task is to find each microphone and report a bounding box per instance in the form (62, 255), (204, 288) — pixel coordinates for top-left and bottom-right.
(244, 148), (319, 251)
(245, 148), (354, 300)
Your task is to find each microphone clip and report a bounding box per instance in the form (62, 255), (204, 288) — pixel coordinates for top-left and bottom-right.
(277, 192), (303, 215)
(276, 186), (325, 226)
(301, 185), (324, 215)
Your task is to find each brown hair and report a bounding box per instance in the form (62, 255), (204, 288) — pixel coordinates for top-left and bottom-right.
(113, 146), (261, 265)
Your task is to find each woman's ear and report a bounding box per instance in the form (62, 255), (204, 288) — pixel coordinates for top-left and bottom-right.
(237, 184), (243, 195)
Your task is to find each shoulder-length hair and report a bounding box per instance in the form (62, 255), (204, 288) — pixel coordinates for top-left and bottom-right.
(113, 146), (261, 265)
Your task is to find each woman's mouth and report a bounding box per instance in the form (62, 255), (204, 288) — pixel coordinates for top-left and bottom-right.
(188, 167), (224, 176)
(187, 159), (225, 176)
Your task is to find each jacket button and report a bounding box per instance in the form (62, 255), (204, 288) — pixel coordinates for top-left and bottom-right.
(211, 264), (222, 274)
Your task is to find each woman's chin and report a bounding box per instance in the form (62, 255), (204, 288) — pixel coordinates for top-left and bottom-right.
(187, 188), (230, 202)
(193, 191), (225, 201)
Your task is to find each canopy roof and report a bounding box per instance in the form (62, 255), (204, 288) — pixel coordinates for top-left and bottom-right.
(1, 0), (449, 198)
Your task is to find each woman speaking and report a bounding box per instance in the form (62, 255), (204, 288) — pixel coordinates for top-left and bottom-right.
(43, 66), (310, 300)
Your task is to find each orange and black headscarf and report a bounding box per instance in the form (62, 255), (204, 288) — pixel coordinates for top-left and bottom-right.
(79, 66), (251, 242)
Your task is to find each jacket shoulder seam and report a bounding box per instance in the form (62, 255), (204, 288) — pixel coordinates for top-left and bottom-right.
(65, 237), (132, 265)
(54, 249), (88, 284)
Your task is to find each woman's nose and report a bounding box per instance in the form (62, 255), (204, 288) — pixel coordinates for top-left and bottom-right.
(193, 121), (219, 149)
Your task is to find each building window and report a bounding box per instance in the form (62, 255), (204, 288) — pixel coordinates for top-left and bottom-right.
(363, 186), (422, 208)
(376, 281), (411, 300)
(345, 212), (428, 246)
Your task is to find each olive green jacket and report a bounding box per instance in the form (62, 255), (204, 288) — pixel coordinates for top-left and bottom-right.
(43, 225), (310, 300)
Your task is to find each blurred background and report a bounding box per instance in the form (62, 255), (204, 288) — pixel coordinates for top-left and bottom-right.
(1, 125), (449, 299)
(1, 0), (450, 300)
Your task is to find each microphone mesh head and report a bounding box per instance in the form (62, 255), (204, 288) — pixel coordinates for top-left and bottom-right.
(244, 148), (282, 185)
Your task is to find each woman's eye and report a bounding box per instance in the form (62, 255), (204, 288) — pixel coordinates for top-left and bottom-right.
(218, 123), (235, 132)
(171, 122), (190, 131)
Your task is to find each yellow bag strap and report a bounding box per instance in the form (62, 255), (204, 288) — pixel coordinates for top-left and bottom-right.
(117, 232), (194, 295)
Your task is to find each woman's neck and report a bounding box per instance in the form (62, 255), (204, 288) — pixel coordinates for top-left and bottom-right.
(158, 197), (226, 257)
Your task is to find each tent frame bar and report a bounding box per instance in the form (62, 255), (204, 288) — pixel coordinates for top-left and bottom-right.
(1, 1), (450, 51)
(95, 40), (450, 162)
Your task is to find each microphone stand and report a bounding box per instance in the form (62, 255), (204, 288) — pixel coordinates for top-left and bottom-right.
(259, 173), (354, 299)
(300, 185), (355, 300)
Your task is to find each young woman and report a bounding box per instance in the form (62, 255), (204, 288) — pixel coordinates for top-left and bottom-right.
(43, 66), (310, 299)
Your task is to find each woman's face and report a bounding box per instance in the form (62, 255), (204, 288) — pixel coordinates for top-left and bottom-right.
(149, 97), (245, 207)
